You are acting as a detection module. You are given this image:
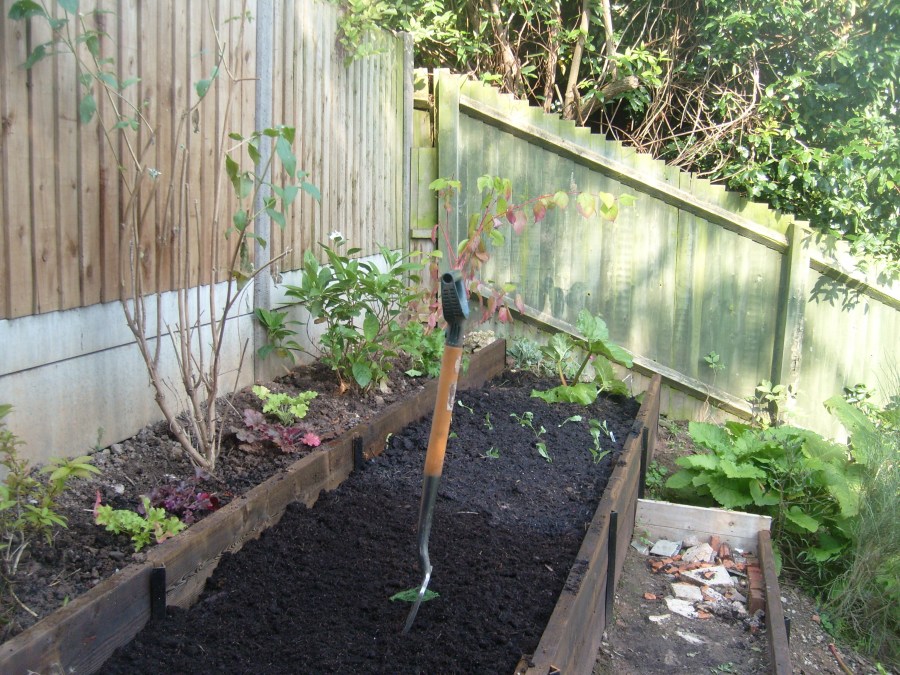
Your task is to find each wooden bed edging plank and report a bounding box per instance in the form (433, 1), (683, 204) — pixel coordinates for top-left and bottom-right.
(759, 530), (792, 675)
(0, 340), (507, 675)
(520, 374), (662, 675)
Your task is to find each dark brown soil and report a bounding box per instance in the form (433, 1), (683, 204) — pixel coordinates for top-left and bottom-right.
(97, 370), (640, 674)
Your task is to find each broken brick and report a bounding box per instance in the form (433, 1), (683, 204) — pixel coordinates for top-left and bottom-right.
(708, 535), (720, 551)
(718, 543), (732, 561)
(643, 592), (658, 601)
(749, 588), (765, 615)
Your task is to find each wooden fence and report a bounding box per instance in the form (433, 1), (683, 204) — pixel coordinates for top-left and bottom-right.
(428, 70), (900, 437)
(0, 0), (408, 320)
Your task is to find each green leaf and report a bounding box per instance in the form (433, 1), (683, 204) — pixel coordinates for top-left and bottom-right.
(79, 93), (96, 124)
(530, 383), (597, 405)
(23, 43), (49, 70)
(707, 476), (754, 508)
(823, 395), (877, 464)
(618, 194), (637, 207)
(688, 422), (733, 454)
(575, 192), (595, 218)
(58, 0), (79, 13)
(552, 191), (569, 208)
(352, 362), (372, 389)
(675, 453), (720, 471)
(194, 66), (219, 99)
(9, 1), (46, 20)
(300, 181), (321, 201)
(719, 458), (766, 479)
(362, 312), (379, 342)
(390, 588), (439, 603)
(275, 136), (296, 178)
(597, 192), (615, 209)
(749, 480), (780, 506)
(247, 141), (261, 166)
(232, 209), (248, 231)
(665, 469), (695, 490)
(785, 506), (819, 533)
(266, 207), (286, 229)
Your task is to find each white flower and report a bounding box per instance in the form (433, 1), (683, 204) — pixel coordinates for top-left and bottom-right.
(328, 230), (343, 241)
(148, 167), (161, 179)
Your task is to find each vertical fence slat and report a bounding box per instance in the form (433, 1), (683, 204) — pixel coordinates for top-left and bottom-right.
(1, 12), (35, 317)
(28, 12), (60, 313)
(55, 1), (81, 310)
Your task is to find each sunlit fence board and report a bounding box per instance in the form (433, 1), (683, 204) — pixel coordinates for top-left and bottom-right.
(0, 0), (407, 319)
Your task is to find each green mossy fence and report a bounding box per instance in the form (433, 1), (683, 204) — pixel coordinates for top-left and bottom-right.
(418, 69), (900, 438)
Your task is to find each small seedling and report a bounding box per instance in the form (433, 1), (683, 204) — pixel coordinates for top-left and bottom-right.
(559, 415), (583, 427)
(511, 411), (551, 462)
(390, 588), (439, 603)
(457, 400), (474, 414)
(483, 447), (500, 459)
(587, 419), (613, 463)
(483, 412), (494, 430)
(536, 441), (552, 463)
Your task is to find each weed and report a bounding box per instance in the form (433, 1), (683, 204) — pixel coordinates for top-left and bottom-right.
(644, 461), (670, 499)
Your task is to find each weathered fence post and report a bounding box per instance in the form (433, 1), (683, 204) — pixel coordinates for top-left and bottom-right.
(771, 221), (810, 418)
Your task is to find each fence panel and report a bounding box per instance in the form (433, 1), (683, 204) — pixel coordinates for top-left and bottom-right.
(0, 0), (407, 320)
(433, 71), (900, 437)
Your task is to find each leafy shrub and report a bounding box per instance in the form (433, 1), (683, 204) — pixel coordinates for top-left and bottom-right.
(823, 391), (900, 666)
(666, 421), (863, 586)
(532, 310), (633, 405)
(278, 236), (431, 392)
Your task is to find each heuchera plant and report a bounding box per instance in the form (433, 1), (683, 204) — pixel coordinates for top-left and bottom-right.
(236, 409), (322, 454)
(146, 469), (221, 525)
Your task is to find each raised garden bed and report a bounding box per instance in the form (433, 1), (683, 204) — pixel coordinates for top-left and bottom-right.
(1, 340), (661, 674)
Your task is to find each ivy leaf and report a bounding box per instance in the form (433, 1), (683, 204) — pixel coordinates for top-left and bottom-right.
(533, 199), (548, 222)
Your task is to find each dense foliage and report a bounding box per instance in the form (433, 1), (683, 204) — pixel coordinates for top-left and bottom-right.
(343, 0), (899, 268)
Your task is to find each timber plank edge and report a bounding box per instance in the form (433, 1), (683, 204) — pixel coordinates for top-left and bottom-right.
(521, 374), (662, 674)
